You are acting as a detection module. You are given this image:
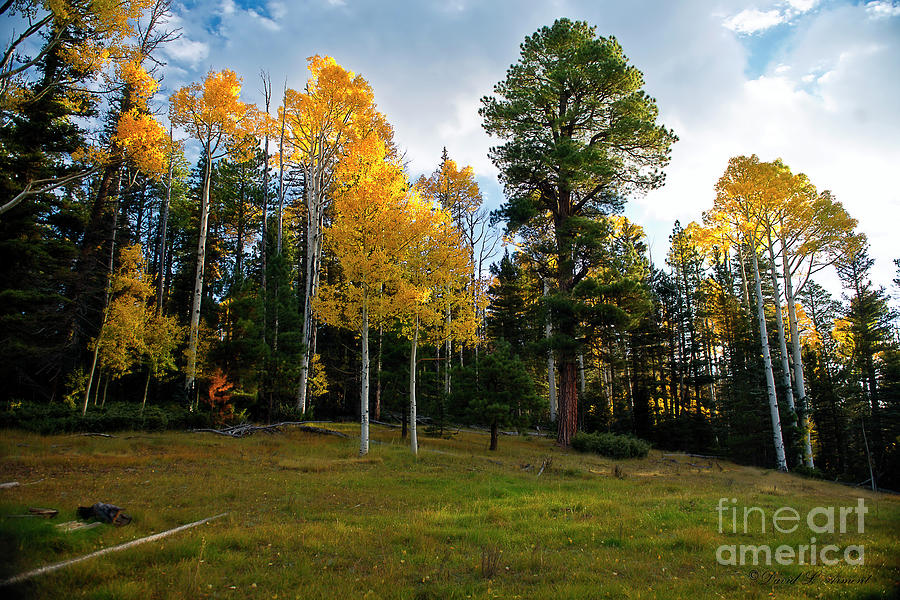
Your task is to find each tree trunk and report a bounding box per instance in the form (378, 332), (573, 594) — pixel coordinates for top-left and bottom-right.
(544, 279), (557, 422)
(276, 98), (286, 255)
(578, 353), (586, 395)
(185, 153), (213, 395)
(82, 171), (121, 415)
(236, 163), (245, 279)
(490, 421), (498, 451)
(557, 361), (578, 445)
(375, 326), (382, 421)
(410, 316), (418, 456)
(737, 244), (752, 312)
(751, 249), (788, 471)
(782, 245), (814, 467)
(260, 98), (270, 421)
(766, 238), (796, 412)
(84, 338), (102, 416)
(766, 237), (798, 467)
(296, 167), (322, 412)
(155, 128), (173, 314)
(359, 301), (370, 456)
(444, 303), (451, 399)
(141, 369), (151, 414)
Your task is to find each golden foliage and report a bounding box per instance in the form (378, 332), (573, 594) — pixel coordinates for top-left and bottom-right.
(314, 133), (412, 329)
(117, 58), (159, 106)
(308, 353), (329, 400)
(399, 188), (477, 346)
(115, 109), (171, 179)
(49, 0), (156, 73)
(170, 70), (257, 159)
(94, 244), (183, 380)
(415, 157), (482, 221)
(283, 55), (393, 168)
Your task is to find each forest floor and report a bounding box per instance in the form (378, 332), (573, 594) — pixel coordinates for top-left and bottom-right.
(1, 424), (898, 599)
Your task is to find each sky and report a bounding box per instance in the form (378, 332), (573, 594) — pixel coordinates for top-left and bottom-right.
(11, 0), (900, 293)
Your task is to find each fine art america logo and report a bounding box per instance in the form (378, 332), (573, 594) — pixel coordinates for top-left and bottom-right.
(715, 498), (867, 566)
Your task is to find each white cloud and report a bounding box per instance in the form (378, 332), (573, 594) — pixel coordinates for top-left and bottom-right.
(268, 1), (288, 20)
(865, 1), (900, 19)
(156, 0), (900, 291)
(163, 37), (210, 67)
(787, 0), (818, 12)
(637, 1), (900, 290)
(248, 9), (281, 31)
(722, 0), (820, 35)
(724, 8), (785, 34)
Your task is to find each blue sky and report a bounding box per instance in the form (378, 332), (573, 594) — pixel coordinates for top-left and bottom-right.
(7, 0), (900, 292)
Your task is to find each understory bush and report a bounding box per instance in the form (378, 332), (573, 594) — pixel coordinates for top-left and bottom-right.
(0, 402), (210, 434)
(571, 431), (651, 459)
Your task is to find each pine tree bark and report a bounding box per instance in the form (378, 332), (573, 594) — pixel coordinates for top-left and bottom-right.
(557, 361), (577, 445)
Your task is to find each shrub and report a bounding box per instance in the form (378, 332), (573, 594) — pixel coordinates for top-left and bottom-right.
(1, 402), (209, 434)
(571, 431), (651, 459)
(792, 465), (827, 480)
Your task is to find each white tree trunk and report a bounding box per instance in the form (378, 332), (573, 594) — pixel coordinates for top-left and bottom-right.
(276, 92), (286, 255)
(752, 249), (788, 471)
(766, 239), (796, 415)
(783, 251), (814, 467)
(544, 279), (557, 421)
(296, 170), (321, 413)
(578, 353), (586, 395)
(360, 301), (370, 456)
(141, 369), (151, 414)
(444, 301), (451, 398)
(156, 127), (173, 313)
(737, 245), (751, 311)
(410, 316), (419, 456)
(185, 155), (212, 395)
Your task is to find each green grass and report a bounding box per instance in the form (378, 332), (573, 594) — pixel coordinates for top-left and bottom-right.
(1, 425), (898, 599)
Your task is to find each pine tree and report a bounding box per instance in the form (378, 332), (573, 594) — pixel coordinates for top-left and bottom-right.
(452, 340), (542, 450)
(480, 18), (676, 445)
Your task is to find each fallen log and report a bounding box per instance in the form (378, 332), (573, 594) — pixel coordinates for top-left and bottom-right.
(662, 452), (723, 460)
(1, 513), (228, 586)
(537, 457), (552, 477)
(192, 422), (348, 439)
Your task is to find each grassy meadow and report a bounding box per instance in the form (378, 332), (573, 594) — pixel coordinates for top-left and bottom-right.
(1, 424), (898, 599)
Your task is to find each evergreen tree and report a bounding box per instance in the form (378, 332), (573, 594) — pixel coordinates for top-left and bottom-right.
(0, 32), (92, 400)
(480, 18), (676, 445)
(452, 341), (542, 450)
(485, 250), (536, 351)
